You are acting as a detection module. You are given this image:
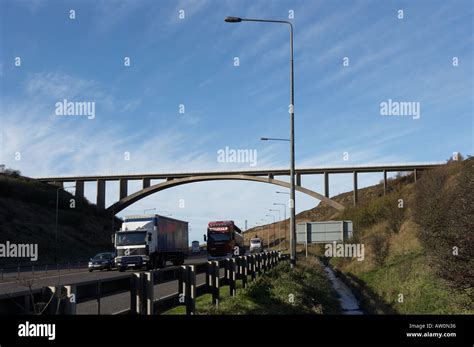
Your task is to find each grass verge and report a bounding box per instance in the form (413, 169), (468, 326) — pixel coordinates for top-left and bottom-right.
(164, 257), (341, 315)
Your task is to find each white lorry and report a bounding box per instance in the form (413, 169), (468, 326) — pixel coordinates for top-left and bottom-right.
(249, 237), (263, 253)
(114, 214), (188, 271)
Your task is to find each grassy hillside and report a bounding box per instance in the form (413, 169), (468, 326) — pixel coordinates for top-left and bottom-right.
(0, 172), (120, 266)
(244, 159), (473, 314)
(328, 159), (473, 314)
(243, 169), (416, 247)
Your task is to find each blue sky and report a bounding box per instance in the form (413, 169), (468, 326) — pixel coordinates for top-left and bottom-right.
(0, 0), (472, 243)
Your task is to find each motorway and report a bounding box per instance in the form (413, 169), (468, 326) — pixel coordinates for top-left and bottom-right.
(0, 254), (210, 314)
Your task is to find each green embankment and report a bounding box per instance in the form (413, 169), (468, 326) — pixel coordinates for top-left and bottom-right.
(165, 257), (341, 315)
(327, 159), (473, 314)
(0, 172), (120, 266)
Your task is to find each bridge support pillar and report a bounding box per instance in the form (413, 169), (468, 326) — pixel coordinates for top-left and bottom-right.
(50, 181), (63, 188)
(268, 173), (274, 179)
(383, 170), (387, 195)
(119, 178), (128, 200)
(75, 180), (84, 199)
(414, 169), (418, 182)
(142, 178), (151, 189)
(97, 179), (106, 210)
(353, 171), (358, 206)
(324, 172), (329, 198)
(296, 173), (301, 186)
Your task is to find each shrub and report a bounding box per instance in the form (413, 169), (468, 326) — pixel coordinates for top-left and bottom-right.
(413, 159), (473, 290)
(369, 228), (390, 266)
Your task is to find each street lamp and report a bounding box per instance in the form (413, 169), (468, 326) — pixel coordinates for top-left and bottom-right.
(269, 209), (281, 247)
(273, 203), (287, 249)
(55, 185), (75, 264)
(260, 137), (290, 142)
(260, 218), (270, 250)
(225, 16), (297, 267)
(265, 214), (276, 248)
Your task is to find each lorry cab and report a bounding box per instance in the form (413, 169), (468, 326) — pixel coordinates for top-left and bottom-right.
(114, 214), (188, 271)
(250, 237), (263, 253)
(206, 220), (245, 260)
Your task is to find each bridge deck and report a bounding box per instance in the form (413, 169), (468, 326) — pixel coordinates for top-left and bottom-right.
(35, 163), (443, 182)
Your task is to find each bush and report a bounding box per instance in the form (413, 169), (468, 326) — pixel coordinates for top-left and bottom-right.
(369, 228), (390, 266)
(413, 159), (473, 290)
(341, 191), (407, 237)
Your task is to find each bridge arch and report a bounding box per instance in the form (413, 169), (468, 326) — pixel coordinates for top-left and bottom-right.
(106, 174), (345, 214)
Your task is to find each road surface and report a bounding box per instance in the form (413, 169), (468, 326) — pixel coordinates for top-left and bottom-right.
(0, 254), (210, 314)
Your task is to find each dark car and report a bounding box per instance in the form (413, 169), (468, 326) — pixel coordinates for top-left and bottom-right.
(88, 252), (116, 272)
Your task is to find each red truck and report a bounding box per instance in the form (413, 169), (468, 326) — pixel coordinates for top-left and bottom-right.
(204, 221), (245, 260)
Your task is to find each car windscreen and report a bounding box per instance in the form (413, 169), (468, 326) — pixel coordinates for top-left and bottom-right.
(116, 232), (146, 246)
(251, 240), (261, 244)
(208, 233), (230, 242)
(93, 253), (113, 260)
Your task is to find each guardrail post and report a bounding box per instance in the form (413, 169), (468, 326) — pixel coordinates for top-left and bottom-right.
(242, 256), (248, 288)
(130, 273), (138, 314)
(250, 255), (256, 280)
(235, 257), (241, 280)
(206, 261), (212, 292)
(63, 285), (77, 314)
(97, 280), (102, 315)
(225, 259), (230, 281)
(186, 265), (196, 315)
(178, 265), (187, 310)
(145, 271), (154, 315)
(211, 261), (220, 307)
(131, 272), (143, 314)
(229, 259), (236, 297)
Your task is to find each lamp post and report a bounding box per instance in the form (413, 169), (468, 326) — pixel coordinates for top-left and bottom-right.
(269, 209), (281, 247)
(265, 214), (276, 248)
(55, 185), (75, 264)
(260, 137), (290, 142)
(225, 16), (296, 267)
(260, 218), (270, 250)
(273, 202), (287, 248)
